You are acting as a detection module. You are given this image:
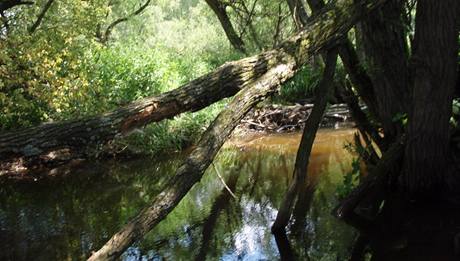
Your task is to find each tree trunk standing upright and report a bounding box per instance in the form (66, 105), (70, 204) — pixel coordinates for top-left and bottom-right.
(357, 0), (410, 142)
(205, 0), (246, 53)
(404, 0), (459, 196)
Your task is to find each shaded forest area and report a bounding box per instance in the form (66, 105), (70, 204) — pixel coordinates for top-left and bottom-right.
(1, 0), (460, 260)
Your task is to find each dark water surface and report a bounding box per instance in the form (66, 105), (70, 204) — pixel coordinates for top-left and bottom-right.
(0, 129), (358, 261)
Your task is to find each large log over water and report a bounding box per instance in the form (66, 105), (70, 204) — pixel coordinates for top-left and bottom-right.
(0, 0), (385, 175)
(87, 62), (297, 261)
(87, 0), (388, 260)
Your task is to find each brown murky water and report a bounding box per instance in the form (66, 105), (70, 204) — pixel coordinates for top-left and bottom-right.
(0, 128), (359, 260)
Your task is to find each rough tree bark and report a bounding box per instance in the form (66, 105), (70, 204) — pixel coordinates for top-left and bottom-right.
(272, 49), (338, 232)
(205, 0), (246, 53)
(0, 51), (290, 173)
(0, 0), (387, 176)
(357, 0), (410, 141)
(302, 0), (383, 152)
(404, 0), (459, 196)
(306, 0), (380, 124)
(87, 1), (389, 259)
(88, 57), (297, 261)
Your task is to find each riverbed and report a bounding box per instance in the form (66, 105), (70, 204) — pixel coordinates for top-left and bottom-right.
(0, 128), (358, 260)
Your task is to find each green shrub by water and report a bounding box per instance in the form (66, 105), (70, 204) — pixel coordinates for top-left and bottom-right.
(0, 0), (324, 155)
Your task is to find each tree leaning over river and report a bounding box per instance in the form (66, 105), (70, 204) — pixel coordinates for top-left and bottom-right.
(88, 0), (388, 259)
(0, 0), (459, 259)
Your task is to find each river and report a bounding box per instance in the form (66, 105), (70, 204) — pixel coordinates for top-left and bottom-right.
(0, 128), (358, 260)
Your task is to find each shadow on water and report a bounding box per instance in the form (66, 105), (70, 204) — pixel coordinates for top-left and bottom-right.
(0, 128), (359, 260)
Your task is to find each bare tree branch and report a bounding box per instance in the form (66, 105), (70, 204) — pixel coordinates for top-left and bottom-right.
(205, 0), (246, 53)
(97, 0), (151, 44)
(28, 0), (54, 33)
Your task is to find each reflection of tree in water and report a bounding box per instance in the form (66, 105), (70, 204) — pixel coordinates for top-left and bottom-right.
(0, 134), (357, 260)
(0, 158), (180, 261)
(195, 165), (240, 261)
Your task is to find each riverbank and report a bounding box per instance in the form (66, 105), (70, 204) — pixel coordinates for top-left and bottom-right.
(0, 127), (357, 260)
(0, 103), (356, 180)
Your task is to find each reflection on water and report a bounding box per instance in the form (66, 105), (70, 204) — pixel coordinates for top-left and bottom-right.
(0, 129), (357, 260)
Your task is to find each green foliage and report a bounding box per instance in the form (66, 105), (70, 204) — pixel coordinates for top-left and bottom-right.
(392, 112), (408, 127)
(0, 0), (324, 154)
(0, 0), (106, 128)
(336, 135), (367, 199)
(0, 0), (237, 152)
(275, 64), (322, 103)
(117, 102), (225, 155)
(336, 156), (361, 199)
(450, 98), (460, 127)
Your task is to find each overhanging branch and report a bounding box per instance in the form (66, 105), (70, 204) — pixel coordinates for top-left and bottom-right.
(28, 0), (54, 33)
(97, 0), (151, 44)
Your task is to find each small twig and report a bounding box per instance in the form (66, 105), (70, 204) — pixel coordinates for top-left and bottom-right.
(212, 163), (237, 199)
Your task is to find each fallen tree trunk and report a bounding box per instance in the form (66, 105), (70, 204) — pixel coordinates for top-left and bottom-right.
(87, 61), (297, 261)
(272, 49), (338, 232)
(88, 1), (389, 258)
(0, 0), (386, 176)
